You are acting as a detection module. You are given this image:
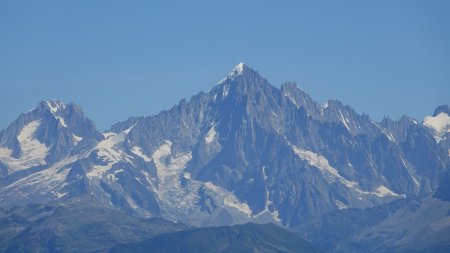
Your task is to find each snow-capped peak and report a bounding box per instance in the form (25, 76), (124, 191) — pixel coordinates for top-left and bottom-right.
(217, 62), (250, 84)
(42, 100), (68, 128)
(45, 100), (66, 114)
(423, 112), (450, 143)
(230, 62), (246, 76)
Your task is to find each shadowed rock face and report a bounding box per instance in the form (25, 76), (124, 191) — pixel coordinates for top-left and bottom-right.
(433, 105), (450, 117)
(0, 64), (448, 234)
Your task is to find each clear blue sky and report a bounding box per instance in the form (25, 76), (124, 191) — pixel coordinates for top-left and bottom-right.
(1, 0), (449, 130)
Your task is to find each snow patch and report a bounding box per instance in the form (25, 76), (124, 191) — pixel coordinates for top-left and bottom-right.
(123, 123), (136, 134)
(95, 132), (127, 162)
(0, 147), (13, 160)
(0, 120), (49, 174)
(149, 141), (220, 223)
(400, 155), (420, 188)
(222, 84), (229, 97)
(217, 77), (227, 85)
(56, 116), (67, 127)
(284, 92), (300, 108)
(87, 162), (114, 179)
(125, 195), (139, 210)
(290, 145), (404, 199)
(153, 141), (191, 179)
(223, 195), (252, 216)
(3, 154), (78, 199)
(204, 181), (252, 217)
(152, 141), (195, 204)
(86, 126), (133, 178)
(339, 110), (351, 131)
(320, 101), (329, 116)
(107, 169), (124, 182)
(217, 62), (246, 85)
(183, 172), (191, 179)
(46, 100), (66, 113)
(260, 166), (281, 222)
(373, 121), (396, 142)
(230, 62), (245, 76)
(382, 128), (395, 142)
(204, 126), (216, 144)
(335, 200), (348, 210)
(131, 146), (152, 162)
(423, 112), (450, 142)
(73, 134), (83, 145)
(292, 146), (356, 188)
(53, 190), (68, 199)
(375, 185), (400, 197)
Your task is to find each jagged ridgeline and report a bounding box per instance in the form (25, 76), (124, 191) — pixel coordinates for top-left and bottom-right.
(0, 64), (449, 253)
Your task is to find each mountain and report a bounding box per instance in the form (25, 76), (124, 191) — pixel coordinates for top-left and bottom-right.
(295, 196), (450, 253)
(0, 197), (187, 253)
(423, 105), (450, 160)
(104, 63), (447, 226)
(0, 197), (320, 253)
(335, 197), (450, 253)
(109, 222), (322, 253)
(0, 100), (101, 164)
(0, 100), (102, 206)
(0, 63), (449, 252)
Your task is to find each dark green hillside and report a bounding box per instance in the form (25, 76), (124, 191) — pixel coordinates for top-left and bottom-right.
(0, 197), (187, 253)
(110, 222), (322, 253)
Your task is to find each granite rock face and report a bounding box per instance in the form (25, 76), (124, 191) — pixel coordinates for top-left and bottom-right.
(0, 64), (449, 233)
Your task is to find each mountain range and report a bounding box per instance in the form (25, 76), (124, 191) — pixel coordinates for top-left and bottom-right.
(1, 63), (449, 252)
